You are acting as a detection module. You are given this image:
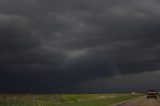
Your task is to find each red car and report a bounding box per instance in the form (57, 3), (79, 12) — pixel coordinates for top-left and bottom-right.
(147, 90), (157, 99)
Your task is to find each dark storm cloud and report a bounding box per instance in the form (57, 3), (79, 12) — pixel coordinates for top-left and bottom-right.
(0, 0), (160, 92)
(0, 14), (68, 92)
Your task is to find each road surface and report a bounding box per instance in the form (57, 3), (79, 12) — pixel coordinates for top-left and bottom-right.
(116, 96), (160, 106)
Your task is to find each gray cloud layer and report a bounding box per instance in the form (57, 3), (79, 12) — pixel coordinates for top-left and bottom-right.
(0, 0), (160, 92)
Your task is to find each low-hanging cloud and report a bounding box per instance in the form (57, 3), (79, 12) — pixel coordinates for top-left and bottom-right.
(0, 0), (160, 92)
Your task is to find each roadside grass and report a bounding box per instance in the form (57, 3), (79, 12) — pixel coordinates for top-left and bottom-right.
(0, 94), (142, 106)
(59, 94), (141, 106)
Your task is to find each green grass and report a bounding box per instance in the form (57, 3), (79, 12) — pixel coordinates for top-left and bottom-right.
(59, 94), (141, 106)
(0, 94), (142, 106)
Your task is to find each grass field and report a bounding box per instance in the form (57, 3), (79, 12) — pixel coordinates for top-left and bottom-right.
(0, 93), (142, 106)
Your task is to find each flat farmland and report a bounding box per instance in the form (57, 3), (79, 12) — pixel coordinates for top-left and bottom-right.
(0, 93), (142, 106)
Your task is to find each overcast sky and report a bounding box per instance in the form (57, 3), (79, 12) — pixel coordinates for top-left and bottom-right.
(0, 0), (160, 93)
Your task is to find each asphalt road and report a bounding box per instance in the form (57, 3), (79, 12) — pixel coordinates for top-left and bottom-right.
(116, 96), (160, 106)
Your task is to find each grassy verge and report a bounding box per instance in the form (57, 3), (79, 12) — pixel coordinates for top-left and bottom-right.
(0, 94), (142, 106)
(59, 94), (141, 106)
